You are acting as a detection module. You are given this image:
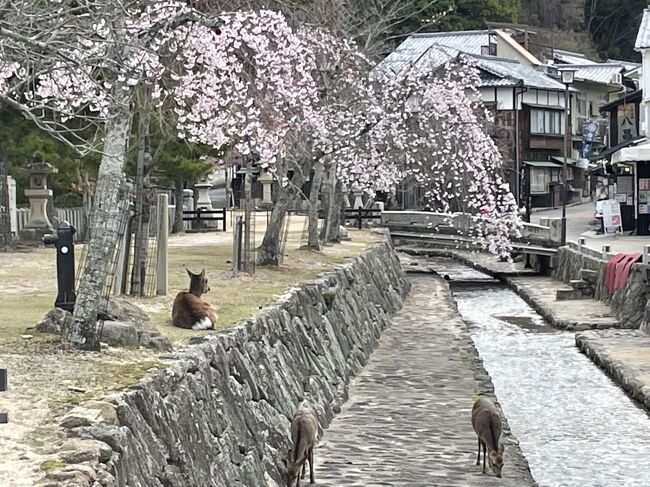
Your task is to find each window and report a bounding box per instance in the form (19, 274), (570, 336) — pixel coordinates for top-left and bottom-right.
(576, 95), (588, 116)
(530, 168), (549, 194)
(530, 109), (565, 135)
(549, 168), (561, 182)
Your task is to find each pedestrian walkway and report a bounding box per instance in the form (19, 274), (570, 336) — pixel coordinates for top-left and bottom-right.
(313, 275), (536, 487)
(576, 329), (650, 413)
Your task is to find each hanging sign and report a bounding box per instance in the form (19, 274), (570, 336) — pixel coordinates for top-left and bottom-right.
(602, 200), (623, 234)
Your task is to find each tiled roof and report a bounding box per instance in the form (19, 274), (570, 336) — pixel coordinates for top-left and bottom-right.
(379, 42), (565, 91)
(471, 55), (565, 90)
(636, 8), (650, 50)
(554, 50), (598, 65)
(560, 64), (624, 85)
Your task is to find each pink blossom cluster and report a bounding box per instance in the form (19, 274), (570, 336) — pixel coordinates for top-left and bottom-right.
(0, 2), (519, 256)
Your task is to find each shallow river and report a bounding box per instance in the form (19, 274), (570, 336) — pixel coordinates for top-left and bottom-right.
(432, 258), (650, 487)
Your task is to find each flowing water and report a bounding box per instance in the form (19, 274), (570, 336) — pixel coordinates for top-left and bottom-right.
(431, 258), (650, 487)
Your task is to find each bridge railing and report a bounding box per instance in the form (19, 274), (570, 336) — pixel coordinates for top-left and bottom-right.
(381, 211), (563, 248)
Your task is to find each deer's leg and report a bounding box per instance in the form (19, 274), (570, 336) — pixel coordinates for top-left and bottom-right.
(482, 441), (487, 474)
(309, 447), (315, 484)
(476, 438), (481, 465)
(301, 460), (306, 479)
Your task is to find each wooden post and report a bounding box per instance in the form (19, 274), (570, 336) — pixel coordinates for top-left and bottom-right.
(578, 237), (586, 251)
(0, 366), (7, 423)
(156, 193), (168, 296)
(233, 216), (243, 274)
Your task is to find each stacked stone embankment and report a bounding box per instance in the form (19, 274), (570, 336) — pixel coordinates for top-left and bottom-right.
(554, 244), (648, 330)
(44, 236), (410, 487)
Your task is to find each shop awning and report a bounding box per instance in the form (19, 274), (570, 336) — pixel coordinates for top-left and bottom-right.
(523, 160), (561, 168)
(612, 142), (650, 163)
(550, 156), (579, 165)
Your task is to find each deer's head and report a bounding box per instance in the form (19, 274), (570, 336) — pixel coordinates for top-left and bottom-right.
(489, 443), (504, 478)
(187, 268), (210, 297)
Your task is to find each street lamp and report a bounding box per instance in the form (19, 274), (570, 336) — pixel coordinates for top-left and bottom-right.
(560, 69), (575, 246)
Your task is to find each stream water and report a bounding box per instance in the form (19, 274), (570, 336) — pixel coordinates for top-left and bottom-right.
(430, 258), (650, 487)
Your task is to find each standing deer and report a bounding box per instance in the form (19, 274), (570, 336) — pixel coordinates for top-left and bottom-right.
(171, 268), (217, 330)
(471, 397), (505, 478)
(286, 408), (318, 486)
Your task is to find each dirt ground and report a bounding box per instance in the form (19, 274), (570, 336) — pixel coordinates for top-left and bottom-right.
(0, 214), (378, 485)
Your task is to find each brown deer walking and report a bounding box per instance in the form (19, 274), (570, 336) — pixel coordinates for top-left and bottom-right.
(286, 408), (318, 487)
(471, 397), (505, 478)
(171, 268), (217, 330)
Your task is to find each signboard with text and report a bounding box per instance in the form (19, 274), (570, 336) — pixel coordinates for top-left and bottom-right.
(603, 200), (623, 234)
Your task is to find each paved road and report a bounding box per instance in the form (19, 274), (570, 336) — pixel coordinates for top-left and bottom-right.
(532, 202), (650, 253)
(313, 274), (536, 487)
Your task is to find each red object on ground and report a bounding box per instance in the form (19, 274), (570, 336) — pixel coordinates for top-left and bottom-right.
(614, 252), (642, 290)
(605, 253), (627, 292)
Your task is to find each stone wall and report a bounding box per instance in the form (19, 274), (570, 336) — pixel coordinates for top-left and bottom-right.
(553, 244), (648, 329)
(45, 237), (410, 487)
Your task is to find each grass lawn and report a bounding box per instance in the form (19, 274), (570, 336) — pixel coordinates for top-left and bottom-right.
(138, 228), (379, 344)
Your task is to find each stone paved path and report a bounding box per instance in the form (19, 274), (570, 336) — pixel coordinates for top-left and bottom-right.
(576, 329), (650, 412)
(507, 276), (618, 331)
(313, 275), (536, 487)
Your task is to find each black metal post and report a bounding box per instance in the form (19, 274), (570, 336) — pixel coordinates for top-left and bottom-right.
(357, 207), (362, 230)
(0, 367), (7, 423)
(562, 82), (570, 246)
(43, 221), (76, 312)
(221, 208), (226, 232)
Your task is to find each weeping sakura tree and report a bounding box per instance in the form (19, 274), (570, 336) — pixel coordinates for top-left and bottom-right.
(336, 57), (521, 257)
(171, 10), (321, 266)
(0, 1), (224, 349)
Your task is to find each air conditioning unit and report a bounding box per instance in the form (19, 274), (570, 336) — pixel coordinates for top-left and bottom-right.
(611, 72), (622, 85)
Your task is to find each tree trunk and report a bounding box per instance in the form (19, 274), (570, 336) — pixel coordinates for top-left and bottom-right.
(130, 91), (151, 297)
(75, 163), (93, 242)
(69, 98), (131, 350)
(172, 180), (184, 234)
(243, 161), (253, 272)
(257, 162), (306, 266)
(320, 161), (339, 242)
(307, 159), (324, 250)
(327, 180), (343, 243)
(0, 140), (10, 250)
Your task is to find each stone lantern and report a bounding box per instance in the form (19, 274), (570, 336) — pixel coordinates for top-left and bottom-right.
(20, 152), (58, 241)
(258, 170), (274, 208)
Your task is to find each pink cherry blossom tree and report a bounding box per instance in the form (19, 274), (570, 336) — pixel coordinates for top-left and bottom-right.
(0, 2), (340, 346)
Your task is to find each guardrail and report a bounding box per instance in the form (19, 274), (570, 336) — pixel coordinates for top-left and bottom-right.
(381, 210), (563, 248)
(183, 208), (227, 232)
(343, 207), (382, 229)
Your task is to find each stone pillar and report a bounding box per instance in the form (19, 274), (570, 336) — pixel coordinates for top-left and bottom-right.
(194, 182), (214, 229)
(258, 171), (273, 207)
(156, 193), (169, 296)
(341, 186), (351, 209)
(352, 190), (364, 209)
(182, 189), (194, 232)
(194, 182), (213, 210)
(7, 176), (16, 235)
(20, 153), (58, 242)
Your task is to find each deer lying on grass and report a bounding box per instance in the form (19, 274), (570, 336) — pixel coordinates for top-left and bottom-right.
(472, 397), (505, 478)
(286, 408), (318, 486)
(171, 268), (217, 330)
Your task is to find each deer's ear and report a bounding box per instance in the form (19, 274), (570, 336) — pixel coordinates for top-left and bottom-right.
(200, 268), (206, 277)
(499, 443), (505, 454)
(187, 268), (195, 278)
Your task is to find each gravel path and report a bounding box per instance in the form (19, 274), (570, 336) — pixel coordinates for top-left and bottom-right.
(313, 274), (536, 487)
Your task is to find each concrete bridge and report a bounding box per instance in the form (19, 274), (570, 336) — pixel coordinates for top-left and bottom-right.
(381, 211), (562, 265)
